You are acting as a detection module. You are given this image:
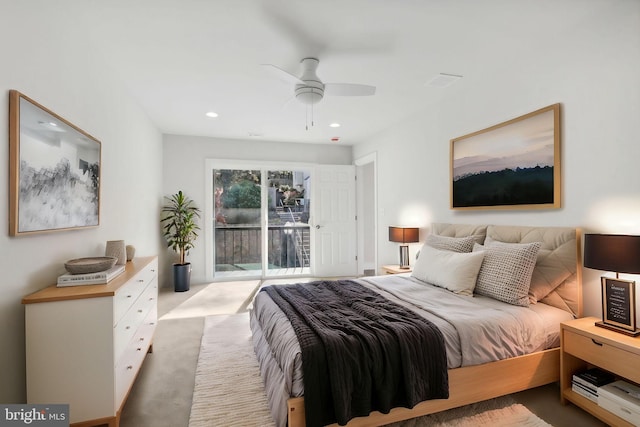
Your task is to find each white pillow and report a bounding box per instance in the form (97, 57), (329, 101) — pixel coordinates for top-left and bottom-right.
(411, 244), (485, 296)
(473, 241), (541, 306)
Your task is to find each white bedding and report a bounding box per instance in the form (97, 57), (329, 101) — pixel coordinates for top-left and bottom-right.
(249, 274), (574, 426)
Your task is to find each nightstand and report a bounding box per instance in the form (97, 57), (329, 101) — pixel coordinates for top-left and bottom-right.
(560, 317), (640, 427)
(381, 265), (412, 275)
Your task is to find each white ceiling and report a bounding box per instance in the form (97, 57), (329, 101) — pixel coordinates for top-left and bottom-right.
(78, 0), (610, 145)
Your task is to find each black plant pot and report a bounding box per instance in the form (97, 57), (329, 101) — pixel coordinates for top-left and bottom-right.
(173, 263), (191, 292)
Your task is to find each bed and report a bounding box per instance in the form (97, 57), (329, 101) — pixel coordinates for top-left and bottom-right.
(250, 223), (582, 427)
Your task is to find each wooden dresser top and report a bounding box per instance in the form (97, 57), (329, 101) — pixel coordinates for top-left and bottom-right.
(22, 256), (157, 304)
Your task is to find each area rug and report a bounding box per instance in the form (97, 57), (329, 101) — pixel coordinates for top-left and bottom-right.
(188, 313), (553, 427)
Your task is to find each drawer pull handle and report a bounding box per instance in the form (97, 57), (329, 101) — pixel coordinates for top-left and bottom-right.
(127, 365), (133, 370)
(127, 295), (132, 298)
(139, 337), (145, 342)
(125, 326), (131, 330)
(138, 309), (143, 313)
(138, 279), (144, 283)
(591, 339), (603, 346)
(137, 347), (142, 352)
(149, 297), (154, 301)
(151, 269), (156, 272)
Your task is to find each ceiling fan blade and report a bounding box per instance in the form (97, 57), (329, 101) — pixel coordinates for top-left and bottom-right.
(261, 64), (304, 85)
(324, 83), (376, 96)
(260, 3), (326, 59)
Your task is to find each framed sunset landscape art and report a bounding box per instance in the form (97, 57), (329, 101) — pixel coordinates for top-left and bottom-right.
(450, 104), (561, 210)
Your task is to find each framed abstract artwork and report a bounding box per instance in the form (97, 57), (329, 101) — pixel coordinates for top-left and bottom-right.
(450, 104), (561, 210)
(9, 90), (101, 235)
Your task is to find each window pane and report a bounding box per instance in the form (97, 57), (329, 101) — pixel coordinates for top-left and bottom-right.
(213, 169), (262, 275)
(267, 170), (310, 274)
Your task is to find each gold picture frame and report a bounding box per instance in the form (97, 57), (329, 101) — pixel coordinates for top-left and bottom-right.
(450, 104), (561, 210)
(9, 90), (102, 236)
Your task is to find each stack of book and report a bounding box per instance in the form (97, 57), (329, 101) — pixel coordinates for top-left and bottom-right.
(57, 264), (126, 287)
(599, 380), (640, 425)
(572, 368), (615, 403)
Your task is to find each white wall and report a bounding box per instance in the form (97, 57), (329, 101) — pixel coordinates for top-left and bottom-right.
(162, 134), (352, 287)
(353, 1), (640, 318)
(0, 3), (163, 402)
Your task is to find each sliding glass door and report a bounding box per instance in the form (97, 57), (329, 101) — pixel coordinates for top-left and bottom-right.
(213, 169), (263, 276)
(209, 164), (311, 279)
(266, 170), (310, 276)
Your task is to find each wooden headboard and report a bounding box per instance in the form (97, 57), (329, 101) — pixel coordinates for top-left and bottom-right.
(431, 223), (582, 317)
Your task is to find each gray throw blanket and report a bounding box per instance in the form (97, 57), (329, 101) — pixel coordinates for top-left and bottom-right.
(262, 280), (448, 427)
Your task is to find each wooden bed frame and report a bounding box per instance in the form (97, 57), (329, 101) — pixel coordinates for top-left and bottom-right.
(282, 224), (583, 427)
(287, 348), (560, 427)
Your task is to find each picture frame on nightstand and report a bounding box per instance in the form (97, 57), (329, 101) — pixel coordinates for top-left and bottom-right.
(598, 277), (640, 336)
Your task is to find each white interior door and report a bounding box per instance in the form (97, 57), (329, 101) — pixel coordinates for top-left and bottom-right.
(311, 165), (357, 277)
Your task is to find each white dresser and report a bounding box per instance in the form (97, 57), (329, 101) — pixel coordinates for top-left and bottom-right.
(22, 256), (158, 427)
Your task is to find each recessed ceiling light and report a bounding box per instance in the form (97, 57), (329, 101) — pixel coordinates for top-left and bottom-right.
(329, 123), (341, 128)
(205, 111), (218, 118)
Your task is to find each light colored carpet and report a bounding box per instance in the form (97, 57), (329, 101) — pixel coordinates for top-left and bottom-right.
(188, 313), (553, 427)
(160, 280), (260, 320)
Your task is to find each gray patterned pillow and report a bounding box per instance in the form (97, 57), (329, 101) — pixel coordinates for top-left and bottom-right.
(425, 234), (476, 253)
(473, 241), (542, 306)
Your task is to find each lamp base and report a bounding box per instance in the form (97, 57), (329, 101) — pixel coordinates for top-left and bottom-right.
(595, 321), (640, 337)
(399, 245), (410, 269)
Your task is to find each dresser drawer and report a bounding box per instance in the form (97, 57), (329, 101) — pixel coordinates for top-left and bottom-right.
(115, 308), (156, 407)
(564, 329), (640, 383)
(114, 278), (157, 361)
(132, 259), (158, 288)
(114, 280), (146, 325)
(113, 260), (158, 324)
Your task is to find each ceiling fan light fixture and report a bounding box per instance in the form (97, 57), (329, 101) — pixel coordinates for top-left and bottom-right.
(295, 86), (324, 105)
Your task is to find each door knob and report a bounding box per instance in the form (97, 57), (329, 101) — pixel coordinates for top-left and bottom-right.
(315, 225), (321, 229)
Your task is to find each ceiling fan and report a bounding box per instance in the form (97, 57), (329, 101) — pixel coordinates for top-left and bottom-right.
(262, 57), (376, 106)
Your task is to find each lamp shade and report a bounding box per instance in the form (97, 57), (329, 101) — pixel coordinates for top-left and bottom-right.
(583, 233), (640, 274)
(388, 226), (419, 244)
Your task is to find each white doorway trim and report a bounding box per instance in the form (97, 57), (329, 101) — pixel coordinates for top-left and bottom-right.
(354, 152), (378, 276)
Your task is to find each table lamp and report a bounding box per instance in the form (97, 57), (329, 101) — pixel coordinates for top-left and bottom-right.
(583, 233), (640, 335)
(388, 226), (419, 269)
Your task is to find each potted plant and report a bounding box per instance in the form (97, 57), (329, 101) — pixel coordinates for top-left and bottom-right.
(161, 190), (201, 292)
